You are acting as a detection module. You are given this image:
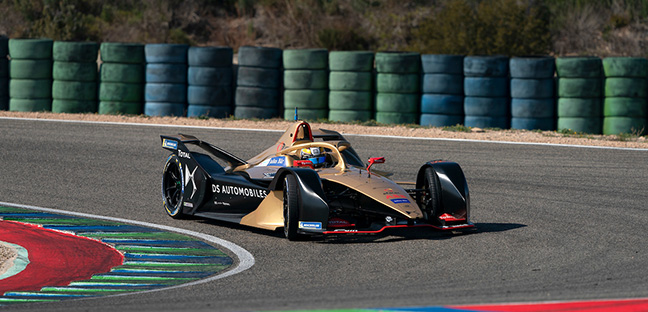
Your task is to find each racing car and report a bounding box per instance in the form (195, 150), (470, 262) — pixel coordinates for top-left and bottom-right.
(160, 121), (473, 240)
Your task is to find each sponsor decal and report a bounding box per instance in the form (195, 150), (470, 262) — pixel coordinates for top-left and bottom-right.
(267, 157), (286, 167)
(328, 217), (354, 228)
(183, 202), (193, 208)
(162, 139), (178, 150)
(390, 198), (411, 204)
(214, 201), (231, 206)
(299, 221), (322, 229)
(263, 172), (276, 178)
(185, 166), (198, 199)
(276, 142), (285, 152)
(178, 150), (191, 159)
(212, 184), (268, 199)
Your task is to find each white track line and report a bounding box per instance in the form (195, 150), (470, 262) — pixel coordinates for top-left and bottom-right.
(0, 201), (255, 296)
(1, 116), (647, 151)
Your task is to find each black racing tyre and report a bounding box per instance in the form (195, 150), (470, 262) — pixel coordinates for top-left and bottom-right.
(234, 106), (278, 119)
(511, 98), (555, 118)
(328, 109), (372, 122)
(376, 112), (418, 124)
(284, 108), (327, 121)
(604, 97), (647, 117)
(53, 41), (99, 62)
(421, 54), (464, 74)
(53, 62), (98, 82)
(282, 49), (328, 70)
(162, 155), (186, 218)
(9, 98), (51, 112)
(463, 55), (508, 77)
(99, 82), (143, 102)
(557, 78), (601, 98)
(464, 77), (507, 97)
(235, 86), (279, 108)
(328, 71), (371, 91)
(187, 104), (231, 118)
(464, 116), (508, 129)
(602, 57), (648, 78)
(604, 78), (647, 98)
(145, 44), (189, 64)
(100, 63), (144, 83)
(237, 46), (282, 68)
(328, 91), (372, 111)
(376, 73), (420, 93)
(375, 52), (420, 74)
(284, 70), (328, 90)
(188, 46), (233, 67)
(328, 51), (374, 72)
(188, 66), (233, 86)
(420, 94), (463, 115)
(10, 79), (52, 99)
(557, 98), (601, 117)
(603, 117), (646, 135)
(52, 99), (97, 113)
(375, 93), (418, 113)
(52, 81), (97, 101)
(9, 59), (52, 79)
(510, 117), (554, 131)
(100, 42), (145, 64)
(419, 114), (464, 127)
(145, 63), (187, 84)
(188, 85), (233, 106)
(463, 97), (508, 117)
(420, 167), (441, 220)
(98, 101), (142, 115)
(283, 89), (328, 110)
(509, 56), (555, 79)
(144, 102), (186, 117)
(9, 39), (53, 59)
(510, 78), (554, 99)
(145, 83), (186, 103)
(555, 57), (602, 78)
(283, 174), (300, 240)
(421, 73), (463, 95)
(236, 66), (281, 88)
(557, 117), (602, 134)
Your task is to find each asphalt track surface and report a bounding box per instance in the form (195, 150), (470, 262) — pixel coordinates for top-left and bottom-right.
(0, 118), (647, 312)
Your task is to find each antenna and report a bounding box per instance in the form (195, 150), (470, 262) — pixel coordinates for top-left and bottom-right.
(294, 107), (298, 121)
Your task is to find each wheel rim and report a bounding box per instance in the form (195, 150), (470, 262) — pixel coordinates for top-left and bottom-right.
(163, 161), (183, 213)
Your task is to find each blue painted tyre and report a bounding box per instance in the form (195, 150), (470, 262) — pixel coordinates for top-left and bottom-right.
(557, 98), (601, 117)
(188, 66), (233, 86)
(187, 85), (232, 106)
(145, 83), (186, 103)
(557, 117), (602, 134)
(464, 97), (508, 117)
(284, 108), (327, 121)
(235, 86), (279, 108)
(98, 101), (142, 115)
(236, 67), (280, 88)
(421, 54), (464, 74)
(511, 117), (554, 130)
(145, 44), (189, 64)
(509, 57), (555, 78)
(464, 77), (508, 97)
(375, 93), (418, 113)
(328, 91), (372, 111)
(421, 94), (463, 115)
(145, 64), (187, 83)
(237, 46), (282, 68)
(328, 110), (372, 122)
(510, 78), (554, 99)
(284, 70), (328, 90)
(328, 51), (374, 72)
(376, 73), (420, 93)
(188, 46), (233, 67)
(422, 74), (463, 94)
(464, 55), (508, 77)
(376, 112), (418, 124)
(234, 106), (278, 119)
(187, 105), (231, 118)
(420, 114), (464, 127)
(464, 116), (508, 129)
(511, 98), (555, 118)
(144, 102), (186, 117)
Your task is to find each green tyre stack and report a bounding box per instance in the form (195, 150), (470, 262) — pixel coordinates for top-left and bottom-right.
(0, 37), (7, 110)
(556, 57), (603, 134)
(234, 46), (282, 119)
(463, 56), (509, 129)
(328, 51), (374, 122)
(283, 49), (328, 121)
(375, 52), (420, 124)
(509, 57), (555, 130)
(52, 41), (99, 113)
(99, 43), (145, 115)
(187, 46), (233, 118)
(602, 57), (647, 135)
(420, 54), (464, 127)
(144, 44), (188, 117)
(8, 39), (53, 112)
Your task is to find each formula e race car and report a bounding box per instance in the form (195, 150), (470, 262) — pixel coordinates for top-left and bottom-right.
(160, 121), (473, 240)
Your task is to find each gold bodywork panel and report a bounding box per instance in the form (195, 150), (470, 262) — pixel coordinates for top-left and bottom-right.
(240, 190), (284, 230)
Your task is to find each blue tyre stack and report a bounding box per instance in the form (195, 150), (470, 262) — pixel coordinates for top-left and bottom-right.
(144, 44), (189, 117)
(282, 49), (329, 121)
(187, 46), (233, 118)
(463, 56), (509, 128)
(0, 37), (7, 110)
(8, 39), (53, 112)
(327, 51), (374, 122)
(509, 57), (555, 130)
(375, 52), (421, 124)
(555, 57), (603, 134)
(235, 46), (282, 119)
(51, 41), (99, 113)
(419, 54), (464, 127)
(98, 43), (145, 115)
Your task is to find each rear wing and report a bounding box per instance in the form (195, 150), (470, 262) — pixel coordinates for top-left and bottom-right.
(160, 134), (247, 169)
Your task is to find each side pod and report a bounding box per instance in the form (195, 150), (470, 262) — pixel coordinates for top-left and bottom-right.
(269, 168), (330, 233)
(416, 161), (470, 222)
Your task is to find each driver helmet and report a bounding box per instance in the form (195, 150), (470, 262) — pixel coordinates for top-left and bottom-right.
(300, 147), (326, 168)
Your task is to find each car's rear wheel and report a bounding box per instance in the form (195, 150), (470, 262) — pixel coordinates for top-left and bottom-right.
(283, 174), (300, 240)
(162, 155), (185, 218)
(421, 167), (442, 220)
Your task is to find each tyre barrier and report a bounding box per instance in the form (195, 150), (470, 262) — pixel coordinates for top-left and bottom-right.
(420, 54), (464, 127)
(283, 49), (328, 121)
(8, 39), (53, 112)
(463, 56), (508, 129)
(235, 46), (282, 119)
(509, 57), (555, 131)
(602, 57), (647, 135)
(51, 41), (99, 113)
(328, 51), (374, 122)
(556, 57), (602, 134)
(187, 46), (233, 118)
(99, 42), (145, 115)
(375, 52), (419, 124)
(0, 36), (7, 111)
(144, 44), (188, 117)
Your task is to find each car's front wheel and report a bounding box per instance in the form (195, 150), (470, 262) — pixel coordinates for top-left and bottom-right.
(162, 155), (185, 218)
(421, 167), (441, 220)
(283, 174), (300, 240)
